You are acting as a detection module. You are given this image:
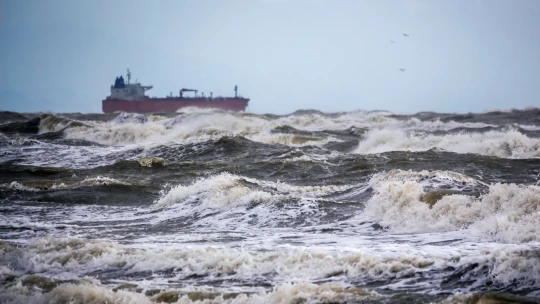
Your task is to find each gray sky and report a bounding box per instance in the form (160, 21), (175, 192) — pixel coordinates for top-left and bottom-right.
(1, 0), (539, 114)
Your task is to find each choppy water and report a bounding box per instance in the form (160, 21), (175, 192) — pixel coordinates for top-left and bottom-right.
(0, 108), (539, 304)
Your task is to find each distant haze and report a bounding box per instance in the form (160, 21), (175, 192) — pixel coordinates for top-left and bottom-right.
(1, 0), (539, 114)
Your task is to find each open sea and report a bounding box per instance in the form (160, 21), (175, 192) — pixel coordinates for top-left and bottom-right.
(0, 108), (539, 304)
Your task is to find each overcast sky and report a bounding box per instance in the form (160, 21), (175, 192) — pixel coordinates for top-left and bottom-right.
(1, 0), (539, 114)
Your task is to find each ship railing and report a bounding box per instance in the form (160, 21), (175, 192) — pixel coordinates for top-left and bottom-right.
(144, 96), (246, 101)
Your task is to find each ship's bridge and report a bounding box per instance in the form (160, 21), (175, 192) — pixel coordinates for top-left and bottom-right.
(109, 69), (152, 101)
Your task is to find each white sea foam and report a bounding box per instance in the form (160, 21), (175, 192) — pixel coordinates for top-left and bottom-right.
(1, 176), (128, 192)
(57, 110), (492, 146)
(3, 237), (539, 297)
(111, 112), (148, 124)
(0, 238), (451, 280)
(3, 110), (539, 301)
(8, 137), (40, 146)
(0, 278), (153, 304)
(2, 181), (39, 191)
(48, 110), (535, 154)
(0, 279), (380, 304)
(257, 179), (351, 198)
(0, 219), (65, 232)
(355, 128), (540, 158)
(281, 150), (344, 164)
(361, 170), (540, 243)
(151, 173), (352, 230)
(368, 169), (486, 187)
(63, 112), (247, 145)
(520, 124), (540, 131)
(155, 173), (276, 208)
(401, 117), (497, 131)
(1, 138), (139, 169)
(6, 237), (437, 281)
(78, 176), (129, 187)
(155, 173), (351, 208)
(64, 120), (173, 145)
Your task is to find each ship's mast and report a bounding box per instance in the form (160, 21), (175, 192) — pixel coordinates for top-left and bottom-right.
(126, 69), (131, 84)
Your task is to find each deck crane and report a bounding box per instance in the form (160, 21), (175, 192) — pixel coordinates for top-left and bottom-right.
(179, 88), (198, 98)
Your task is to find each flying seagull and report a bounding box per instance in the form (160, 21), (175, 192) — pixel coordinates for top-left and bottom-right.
(403, 33), (409, 37)
(399, 68), (406, 72)
(390, 40), (396, 44)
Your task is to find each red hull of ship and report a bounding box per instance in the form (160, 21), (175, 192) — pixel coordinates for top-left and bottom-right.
(102, 98), (249, 113)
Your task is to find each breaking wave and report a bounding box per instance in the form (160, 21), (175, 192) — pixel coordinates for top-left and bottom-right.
(362, 170), (540, 243)
(1, 176), (129, 192)
(150, 173), (354, 229)
(155, 173), (276, 209)
(355, 128), (540, 158)
(2, 236), (540, 302)
(2, 108), (540, 303)
(60, 112), (341, 147)
(0, 279), (379, 304)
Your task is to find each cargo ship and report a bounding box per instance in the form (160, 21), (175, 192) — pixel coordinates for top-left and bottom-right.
(102, 70), (249, 113)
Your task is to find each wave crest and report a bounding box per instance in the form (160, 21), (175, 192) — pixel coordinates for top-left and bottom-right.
(355, 129), (540, 158)
(155, 173), (275, 208)
(363, 170), (540, 243)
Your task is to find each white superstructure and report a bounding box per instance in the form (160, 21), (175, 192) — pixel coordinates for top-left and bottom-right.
(108, 69), (153, 100)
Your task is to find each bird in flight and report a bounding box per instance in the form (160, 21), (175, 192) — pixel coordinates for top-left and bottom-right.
(403, 33), (409, 37)
(399, 68), (406, 72)
(390, 40), (396, 44)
